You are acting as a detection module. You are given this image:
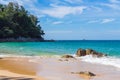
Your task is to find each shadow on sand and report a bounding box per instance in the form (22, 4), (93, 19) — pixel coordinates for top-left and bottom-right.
(0, 76), (34, 80)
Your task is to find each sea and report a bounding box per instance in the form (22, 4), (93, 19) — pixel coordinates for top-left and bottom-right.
(0, 40), (120, 68)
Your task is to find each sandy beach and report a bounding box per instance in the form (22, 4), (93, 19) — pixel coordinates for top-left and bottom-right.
(1, 0), (120, 80)
(0, 57), (45, 80)
(0, 56), (120, 80)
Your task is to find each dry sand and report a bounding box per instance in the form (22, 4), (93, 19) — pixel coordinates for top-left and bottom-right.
(0, 56), (120, 80)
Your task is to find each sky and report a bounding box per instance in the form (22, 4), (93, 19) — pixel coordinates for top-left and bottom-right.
(0, 0), (120, 40)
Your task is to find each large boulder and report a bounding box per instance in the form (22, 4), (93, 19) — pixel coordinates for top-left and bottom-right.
(76, 48), (107, 57)
(91, 51), (107, 57)
(86, 49), (93, 55)
(76, 49), (86, 57)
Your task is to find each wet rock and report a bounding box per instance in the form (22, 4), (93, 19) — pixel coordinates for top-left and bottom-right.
(71, 71), (96, 77)
(91, 51), (107, 57)
(76, 48), (107, 57)
(86, 49), (93, 55)
(76, 49), (86, 57)
(79, 71), (96, 77)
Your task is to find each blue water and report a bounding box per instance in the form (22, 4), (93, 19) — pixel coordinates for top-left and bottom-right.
(0, 40), (120, 57)
(1, 40), (120, 68)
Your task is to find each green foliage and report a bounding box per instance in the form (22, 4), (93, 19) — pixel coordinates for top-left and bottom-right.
(0, 2), (44, 39)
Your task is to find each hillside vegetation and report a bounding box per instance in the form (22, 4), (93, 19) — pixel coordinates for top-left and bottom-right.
(0, 2), (44, 41)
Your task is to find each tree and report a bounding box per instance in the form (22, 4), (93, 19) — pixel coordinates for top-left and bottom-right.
(0, 2), (45, 40)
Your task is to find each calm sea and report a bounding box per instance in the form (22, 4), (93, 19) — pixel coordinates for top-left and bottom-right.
(0, 40), (120, 68)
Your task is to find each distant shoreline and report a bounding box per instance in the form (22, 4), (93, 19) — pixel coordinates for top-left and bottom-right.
(0, 39), (120, 42)
(0, 38), (55, 42)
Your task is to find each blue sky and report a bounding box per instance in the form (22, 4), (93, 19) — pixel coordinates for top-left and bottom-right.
(1, 0), (120, 40)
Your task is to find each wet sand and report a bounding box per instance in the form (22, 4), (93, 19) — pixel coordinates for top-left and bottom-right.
(0, 57), (45, 80)
(0, 56), (120, 80)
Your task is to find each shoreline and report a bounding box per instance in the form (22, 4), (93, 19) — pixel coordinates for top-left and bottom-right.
(0, 57), (46, 80)
(0, 56), (120, 80)
(0, 54), (120, 69)
(0, 38), (55, 42)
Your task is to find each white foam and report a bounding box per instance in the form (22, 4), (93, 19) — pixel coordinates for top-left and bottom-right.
(0, 54), (8, 57)
(0, 54), (16, 57)
(79, 55), (120, 69)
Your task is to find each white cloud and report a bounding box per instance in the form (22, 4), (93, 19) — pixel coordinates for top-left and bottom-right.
(0, 0), (87, 18)
(52, 21), (63, 25)
(0, 0), (9, 4)
(101, 0), (120, 10)
(88, 20), (99, 23)
(48, 0), (66, 5)
(0, 0), (86, 18)
(102, 3), (120, 10)
(89, 6), (102, 12)
(64, 0), (82, 4)
(101, 18), (115, 23)
(49, 0), (82, 5)
(0, 0), (37, 5)
(88, 18), (115, 24)
(0, 0), (44, 18)
(109, 0), (120, 3)
(41, 5), (87, 18)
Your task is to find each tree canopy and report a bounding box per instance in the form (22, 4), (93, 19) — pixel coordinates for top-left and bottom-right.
(0, 2), (44, 40)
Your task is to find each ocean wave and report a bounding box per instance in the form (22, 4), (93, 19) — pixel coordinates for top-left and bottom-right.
(1, 53), (120, 69)
(79, 55), (120, 69)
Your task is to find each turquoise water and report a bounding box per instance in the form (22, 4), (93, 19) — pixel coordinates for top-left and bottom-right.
(0, 40), (120, 57)
(1, 40), (120, 68)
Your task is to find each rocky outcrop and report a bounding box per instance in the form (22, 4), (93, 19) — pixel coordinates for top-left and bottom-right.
(86, 49), (93, 55)
(76, 48), (107, 57)
(59, 55), (75, 61)
(76, 49), (86, 57)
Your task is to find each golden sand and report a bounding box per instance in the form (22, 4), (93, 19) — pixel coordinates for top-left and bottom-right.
(0, 57), (120, 80)
(0, 57), (45, 80)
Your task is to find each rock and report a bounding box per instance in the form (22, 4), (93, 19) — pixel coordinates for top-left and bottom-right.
(76, 48), (107, 57)
(76, 49), (86, 57)
(0, 58), (3, 59)
(79, 71), (96, 77)
(61, 55), (74, 58)
(86, 49), (93, 55)
(71, 71), (96, 77)
(91, 51), (107, 57)
(98, 53), (107, 57)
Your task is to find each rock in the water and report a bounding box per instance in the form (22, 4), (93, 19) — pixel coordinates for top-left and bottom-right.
(91, 51), (107, 57)
(76, 49), (86, 57)
(86, 49), (93, 55)
(76, 48), (107, 57)
(61, 55), (74, 58)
